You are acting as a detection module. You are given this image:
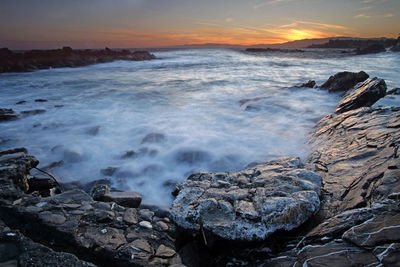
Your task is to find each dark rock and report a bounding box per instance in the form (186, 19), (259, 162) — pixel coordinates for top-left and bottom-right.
(87, 126), (101, 136)
(300, 80), (316, 88)
(20, 109), (46, 117)
(102, 192), (142, 208)
(319, 71), (369, 92)
(15, 101), (26, 105)
(42, 160), (64, 170)
(27, 177), (60, 197)
(0, 108), (19, 121)
(91, 184), (110, 201)
(63, 150), (82, 163)
(34, 99), (48, 102)
(119, 150), (137, 159)
(0, 47), (155, 73)
(82, 178), (112, 193)
(171, 157), (321, 240)
(141, 133), (165, 144)
(387, 88), (400, 95)
(335, 77), (387, 113)
(356, 43), (386, 55)
(175, 149), (212, 165)
(100, 167), (119, 176)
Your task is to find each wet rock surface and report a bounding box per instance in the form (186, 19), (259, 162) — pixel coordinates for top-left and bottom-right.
(335, 77), (387, 113)
(319, 71), (369, 92)
(0, 150), (180, 267)
(0, 108), (19, 121)
(171, 157), (322, 240)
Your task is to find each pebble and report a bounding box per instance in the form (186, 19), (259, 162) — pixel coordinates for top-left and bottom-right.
(139, 221), (152, 229)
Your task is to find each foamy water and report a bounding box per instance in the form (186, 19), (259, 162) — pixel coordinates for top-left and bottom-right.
(1, 49), (399, 204)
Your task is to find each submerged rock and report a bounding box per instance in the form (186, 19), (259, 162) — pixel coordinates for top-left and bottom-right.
(171, 157), (321, 240)
(387, 87), (400, 95)
(335, 77), (387, 114)
(319, 71), (369, 92)
(141, 133), (165, 144)
(0, 108), (19, 121)
(20, 109), (46, 117)
(300, 80), (316, 88)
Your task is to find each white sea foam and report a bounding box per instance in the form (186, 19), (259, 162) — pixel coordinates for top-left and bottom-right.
(0, 49), (399, 204)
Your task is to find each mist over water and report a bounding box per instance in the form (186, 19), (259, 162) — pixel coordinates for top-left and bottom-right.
(1, 49), (399, 204)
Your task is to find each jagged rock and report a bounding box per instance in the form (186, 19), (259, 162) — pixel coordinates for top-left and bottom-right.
(335, 77), (387, 113)
(0, 108), (19, 121)
(0, 219), (95, 267)
(171, 157), (321, 240)
(27, 177), (60, 197)
(307, 106), (400, 219)
(0, 150), (177, 267)
(387, 88), (400, 95)
(91, 185), (110, 201)
(319, 71), (369, 92)
(155, 244), (176, 258)
(300, 80), (316, 88)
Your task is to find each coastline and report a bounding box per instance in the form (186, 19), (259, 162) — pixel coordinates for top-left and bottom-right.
(1, 71), (399, 266)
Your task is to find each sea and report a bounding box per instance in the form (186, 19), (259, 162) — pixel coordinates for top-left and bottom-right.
(1, 48), (399, 204)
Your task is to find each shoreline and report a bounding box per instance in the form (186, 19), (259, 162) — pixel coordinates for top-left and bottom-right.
(0, 47), (155, 73)
(1, 70), (399, 266)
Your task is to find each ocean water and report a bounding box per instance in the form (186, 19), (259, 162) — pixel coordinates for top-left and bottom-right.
(1, 49), (399, 204)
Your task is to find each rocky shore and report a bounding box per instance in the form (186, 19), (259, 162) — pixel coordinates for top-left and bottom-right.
(0, 47), (155, 73)
(1, 71), (399, 266)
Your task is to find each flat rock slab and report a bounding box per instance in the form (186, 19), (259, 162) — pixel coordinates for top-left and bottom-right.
(171, 157), (322, 241)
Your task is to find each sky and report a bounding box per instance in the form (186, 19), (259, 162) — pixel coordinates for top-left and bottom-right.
(0, 0), (399, 49)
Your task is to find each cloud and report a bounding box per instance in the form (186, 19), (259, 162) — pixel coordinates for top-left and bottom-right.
(383, 13), (394, 17)
(225, 17), (233, 23)
(354, 13), (372, 18)
(358, 6), (372, 10)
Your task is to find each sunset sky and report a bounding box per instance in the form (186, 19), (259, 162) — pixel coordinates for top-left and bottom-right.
(0, 0), (399, 49)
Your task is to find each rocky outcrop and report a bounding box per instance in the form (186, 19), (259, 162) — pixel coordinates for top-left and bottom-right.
(335, 77), (387, 113)
(387, 87), (400, 95)
(171, 158), (322, 241)
(356, 43), (386, 55)
(299, 80), (316, 88)
(0, 47), (155, 73)
(319, 71), (369, 92)
(0, 149), (180, 267)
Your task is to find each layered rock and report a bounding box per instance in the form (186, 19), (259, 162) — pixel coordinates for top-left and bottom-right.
(171, 158), (322, 241)
(319, 71), (369, 92)
(0, 149), (180, 267)
(335, 77), (387, 113)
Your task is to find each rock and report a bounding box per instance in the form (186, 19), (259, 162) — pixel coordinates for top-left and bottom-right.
(387, 88), (400, 95)
(34, 99), (48, 102)
(0, 48), (155, 73)
(120, 150), (137, 159)
(175, 149), (212, 165)
(319, 71), (369, 92)
(335, 77), (387, 113)
(300, 80), (316, 88)
(139, 221), (153, 229)
(391, 41), (400, 52)
(171, 157), (321, 240)
(15, 100), (26, 105)
(155, 244), (176, 258)
(91, 184), (110, 201)
(102, 192), (142, 208)
(38, 211), (66, 225)
(100, 166), (119, 176)
(123, 208), (138, 224)
(138, 209), (154, 221)
(141, 133), (165, 144)
(356, 43), (386, 55)
(27, 177), (60, 197)
(87, 126), (101, 136)
(83, 227), (127, 250)
(307, 107), (400, 218)
(63, 150), (82, 163)
(20, 109), (46, 117)
(0, 108), (19, 121)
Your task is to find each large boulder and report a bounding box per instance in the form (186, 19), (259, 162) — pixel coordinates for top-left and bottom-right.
(171, 158), (322, 241)
(319, 71), (369, 92)
(335, 77), (387, 114)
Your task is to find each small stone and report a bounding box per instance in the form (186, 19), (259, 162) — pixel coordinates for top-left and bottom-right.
(102, 192), (142, 208)
(139, 209), (154, 221)
(149, 257), (169, 265)
(155, 244), (176, 258)
(156, 221), (169, 231)
(130, 239), (152, 253)
(39, 211), (66, 225)
(101, 228), (108, 234)
(91, 185), (110, 201)
(123, 208), (138, 225)
(139, 221), (152, 229)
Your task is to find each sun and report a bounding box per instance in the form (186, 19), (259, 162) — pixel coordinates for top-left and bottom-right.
(284, 29), (326, 41)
